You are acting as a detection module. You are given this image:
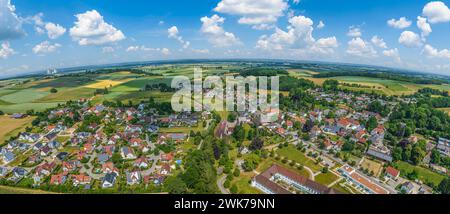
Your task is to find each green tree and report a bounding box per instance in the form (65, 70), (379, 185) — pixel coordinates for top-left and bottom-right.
(164, 176), (188, 194)
(438, 178), (450, 194)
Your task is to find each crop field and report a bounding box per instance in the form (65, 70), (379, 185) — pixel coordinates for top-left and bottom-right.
(0, 115), (35, 144)
(84, 79), (133, 89)
(0, 185), (56, 194)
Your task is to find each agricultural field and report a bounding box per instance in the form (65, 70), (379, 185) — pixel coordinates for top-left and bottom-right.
(287, 70), (450, 96)
(0, 185), (57, 194)
(0, 115), (35, 144)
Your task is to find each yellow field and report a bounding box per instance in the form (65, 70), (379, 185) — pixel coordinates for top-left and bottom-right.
(84, 79), (132, 89)
(0, 115), (35, 144)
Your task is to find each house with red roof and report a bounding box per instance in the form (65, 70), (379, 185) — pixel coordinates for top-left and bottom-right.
(384, 166), (400, 180)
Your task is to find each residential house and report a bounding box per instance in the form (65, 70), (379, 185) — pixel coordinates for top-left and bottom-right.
(160, 164), (171, 175)
(50, 173), (67, 185)
(126, 171), (142, 185)
(120, 147), (137, 160)
(71, 174), (92, 187)
(102, 172), (118, 188)
(134, 157), (149, 169)
(384, 166), (400, 180)
(437, 138), (450, 157)
(12, 167), (27, 178)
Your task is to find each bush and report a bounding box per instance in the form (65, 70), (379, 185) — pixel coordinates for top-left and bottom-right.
(230, 184), (238, 194)
(233, 169), (240, 177)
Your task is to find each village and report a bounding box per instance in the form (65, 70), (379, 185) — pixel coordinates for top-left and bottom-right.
(0, 86), (449, 194)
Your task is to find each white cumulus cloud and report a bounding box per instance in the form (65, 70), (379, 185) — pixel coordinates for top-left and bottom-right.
(422, 1), (450, 24)
(387, 17), (412, 29)
(371, 36), (387, 49)
(69, 10), (125, 46)
(200, 15), (240, 47)
(417, 16), (432, 38)
(45, 22), (66, 39)
(256, 15), (338, 55)
(32, 41), (61, 54)
(347, 26), (362, 37)
(167, 26), (190, 49)
(317, 21), (325, 29)
(423, 44), (450, 59)
(383, 48), (401, 62)
(398, 31), (422, 48)
(213, 0), (288, 29)
(346, 37), (377, 58)
(0, 41), (15, 59)
(0, 0), (25, 40)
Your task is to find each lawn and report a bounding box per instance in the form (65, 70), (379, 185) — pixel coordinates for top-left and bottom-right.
(159, 122), (204, 133)
(0, 115), (35, 144)
(276, 145), (323, 172)
(394, 161), (446, 187)
(257, 157), (312, 178)
(314, 172), (340, 186)
(232, 172), (261, 194)
(331, 180), (360, 194)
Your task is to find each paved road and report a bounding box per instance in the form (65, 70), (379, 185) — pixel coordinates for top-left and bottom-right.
(141, 154), (160, 176)
(217, 174), (230, 194)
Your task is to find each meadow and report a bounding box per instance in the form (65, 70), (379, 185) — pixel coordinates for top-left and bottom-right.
(394, 161), (446, 187)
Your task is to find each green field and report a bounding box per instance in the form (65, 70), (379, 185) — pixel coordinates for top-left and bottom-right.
(276, 145), (323, 172)
(314, 172), (340, 186)
(394, 161), (446, 187)
(287, 70), (450, 96)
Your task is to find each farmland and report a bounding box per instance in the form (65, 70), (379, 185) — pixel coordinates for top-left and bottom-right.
(290, 69), (450, 96)
(0, 115), (35, 144)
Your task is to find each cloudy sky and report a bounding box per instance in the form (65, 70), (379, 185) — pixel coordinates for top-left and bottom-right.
(1, 0), (450, 77)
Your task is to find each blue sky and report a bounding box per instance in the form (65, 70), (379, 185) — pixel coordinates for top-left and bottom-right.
(1, 0), (450, 77)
